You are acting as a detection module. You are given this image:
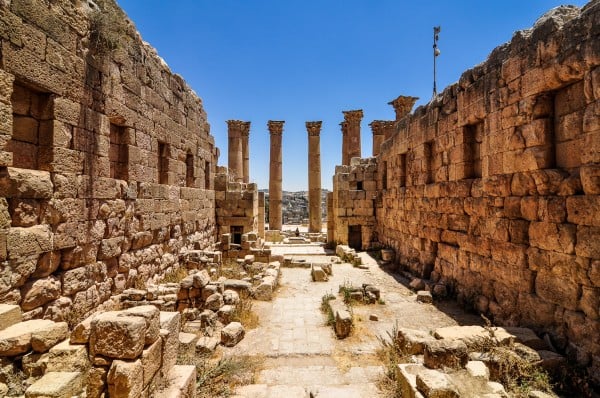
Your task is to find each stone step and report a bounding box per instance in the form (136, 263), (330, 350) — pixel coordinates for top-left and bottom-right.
(234, 383), (380, 398)
(155, 365), (196, 398)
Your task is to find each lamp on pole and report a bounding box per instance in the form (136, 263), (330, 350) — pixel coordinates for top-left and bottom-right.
(433, 26), (441, 98)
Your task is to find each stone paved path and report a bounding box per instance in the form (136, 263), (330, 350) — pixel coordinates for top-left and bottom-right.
(224, 244), (481, 398)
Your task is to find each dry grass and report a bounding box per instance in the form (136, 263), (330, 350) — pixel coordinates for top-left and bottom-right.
(375, 323), (410, 398)
(157, 266), (189, 284)
(231, 292), (260, 330)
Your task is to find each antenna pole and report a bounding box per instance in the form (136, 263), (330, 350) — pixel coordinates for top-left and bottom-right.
(433, 26), (441, 98)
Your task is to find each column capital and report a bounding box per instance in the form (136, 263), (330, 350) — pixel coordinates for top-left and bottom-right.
(227, 120), (247, 134)
(343, 109), (364, 123)
(369, 120), (387, 135)
(306, 121), (322, 136)
(268, 120), (285, 135)
(240, 121), (251, 137)
(388, 95), (419, 120)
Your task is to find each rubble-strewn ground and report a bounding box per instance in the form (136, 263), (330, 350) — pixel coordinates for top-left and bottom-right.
(224, 242), (483, 397)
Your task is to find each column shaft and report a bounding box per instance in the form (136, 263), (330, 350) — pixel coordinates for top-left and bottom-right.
(306, 121), (322, 233)
(268, 121), (284, 230)
(227, 120), (244, 182)
(342, 110), (363, 164)
(241, 122), (251, 183)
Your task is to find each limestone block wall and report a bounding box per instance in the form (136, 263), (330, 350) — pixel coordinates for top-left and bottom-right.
(0, 0), (217, 324)
(331, 157), (379, 249)
(214, 167), (258, 240)
(374, 3), (600, 378)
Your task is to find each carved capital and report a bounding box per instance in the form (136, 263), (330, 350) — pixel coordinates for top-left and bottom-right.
(268, 120), (285, 135)
(369, 120), (386, 135)
(226, 120), (248, 135)
(340, 121), (348, 135)
(240, 121), (251, 137)
(343, 109), (363, 123)
(388, 95), (418, 120)
(306, 121), (322, 136)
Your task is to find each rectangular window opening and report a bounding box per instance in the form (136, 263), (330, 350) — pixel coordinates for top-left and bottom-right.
(399, 153), (407, 187)
(186, 153), (194, 187)
(382, 161), (388, 190)
(356, 181), (363, 190)
(204, 161), (211, 189)
(158, 141), (169, 184)
(8, 82), (53, 170)
(465, 123), (483, 178)
(109, 124), (128, 180)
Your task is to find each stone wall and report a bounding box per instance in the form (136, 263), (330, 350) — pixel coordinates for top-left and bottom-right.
(0, 0), (218, 324)
(214, 167), (258, 242)
(372, 3), (599, 379)
(331, 157), (379, 249)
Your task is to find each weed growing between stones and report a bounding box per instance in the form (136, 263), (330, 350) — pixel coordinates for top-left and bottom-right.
(320, 293), (336, 326)
(375, 322), (409, 398)
(231, 292), (259, 330)
(157, 266), (189, 284)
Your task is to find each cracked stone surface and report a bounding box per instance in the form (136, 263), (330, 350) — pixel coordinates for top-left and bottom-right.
(226, 244), (481, 397)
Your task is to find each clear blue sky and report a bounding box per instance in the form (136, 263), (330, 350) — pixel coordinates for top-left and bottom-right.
(117, 0), (588, 191)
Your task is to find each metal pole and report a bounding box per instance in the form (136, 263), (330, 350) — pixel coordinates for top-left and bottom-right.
(433, 26), (441, 98)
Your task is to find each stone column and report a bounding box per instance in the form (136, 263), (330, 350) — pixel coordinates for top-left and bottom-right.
(227, 120), (244, 182)
(268, 121), (284, 230)
(380, 120), (396, 141)
(342, 110), (363, 164)
(369, 121), (386, 156)
(258, 191), (265, 238)
(388, 95), (419, 121)
(340, 121), (349, 165)
(306, 121), (322, 233)
(240, 121), (251, 183)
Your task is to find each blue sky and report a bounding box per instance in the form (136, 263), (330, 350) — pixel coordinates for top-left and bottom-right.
(117, 0), (588, 191)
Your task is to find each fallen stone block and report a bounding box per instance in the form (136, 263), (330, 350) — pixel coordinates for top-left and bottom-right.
(0, 304), (22, 331)
(217, 304), (234, 324)
(90, 312), (146, 359)
(178, 332), (199, 362)
(255, 276), (276, 301)
(396, 363), (426, 398)
(121, 305), (161, 345)
(433, 325), (513, 348)
(311, 264), (328, 282)
(108, 359), (144, 398)
(159, 312), (181, 380)
(141, 339), (162, 389)
(155, 364), (196, 398)
(47, 339), (91, 373)
(397, 328), (436, 355)
(410, 278), (426, 291)
(0, 319), (55, 356)
(500, 326), (547, 350)
(329, 299), (352, 339)
(205, 293), (224, 311)
(221, 322), (245, 347)
(223, 279), (253, 296)
(25, 371), (82, 398)
(416, 368), (459, 398)
(193, 270), (210, 288)
(196, 335), (220, 355)
(31, 322), (68, 353)
(223, 289), (240, 305)
(466, 360), (489, 380)
(416, 290), (433, 304)
(424, 340), (469, 369)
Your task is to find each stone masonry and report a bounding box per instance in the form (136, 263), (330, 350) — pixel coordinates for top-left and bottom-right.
(0, 0), (218, 324)
(341, 110), (363, 165)
(332, 2), (600, 381)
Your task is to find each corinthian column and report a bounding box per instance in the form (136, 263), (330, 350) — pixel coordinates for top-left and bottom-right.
(227, 120), (245, 182)
(241, 122), (251, 183)
(388, 95), (418, 121)
(306, 121), (322, 233)
(342, 110), (363, 163)
(369, 120), (386, 156)
(268, 120), (284, 230)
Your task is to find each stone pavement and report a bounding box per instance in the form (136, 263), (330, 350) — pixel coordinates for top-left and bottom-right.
(225, 244), (481, 397)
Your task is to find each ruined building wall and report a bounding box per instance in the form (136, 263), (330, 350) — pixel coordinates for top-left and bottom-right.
(375, 3), (599, 376)
(0, 0), (218, 323)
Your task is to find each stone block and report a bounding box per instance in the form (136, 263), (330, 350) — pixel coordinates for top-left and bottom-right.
(177, 332), (198, 361)
(424, 340), (469, 369)
(217, 304), (234, 324)
(31, 321), (68, 353)
(416, 291), (433, 304)
(433, 325), (513, 348)
(580, 164), (600, 194)
(25, 371), (82, 398)
(396, 363), (426, 398)
(155, 364), (196, 398)
(47, 339), (91, 373)
(396, 327), (436, 355)
(70, 313), (98, 344)
(0, 304), (22, 331)
(121, 305), (161, 345)
(90, 311), (146, 359)
(205, 292), (224, 311)
(416, 368), (459, 398)
(221, 322), (245, 347)
(0, 319), (55, 356)
(107, 359), (143, 398)
(466, 360), (489, 379)
(141, 338), (162, 388)
(0, 167), (53, 199)
(159, 311), (181, 380)
(196, 335), (220, 355)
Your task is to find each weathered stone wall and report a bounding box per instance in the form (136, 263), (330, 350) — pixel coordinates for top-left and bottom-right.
(372, 3), (599, 378)
(331, 157), (378, 249)
(214, 167), (258, 240)
(0, 0), (217, 324)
